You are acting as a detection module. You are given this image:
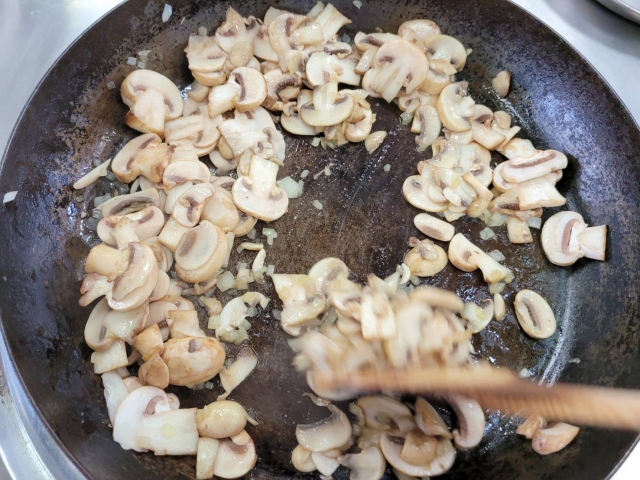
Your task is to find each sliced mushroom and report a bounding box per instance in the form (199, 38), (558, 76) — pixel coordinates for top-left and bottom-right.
(292, 444), (317, 473)
(494, 293), (506, 321)
(215, 8), (260, 54)
(380, 433), (455, 477)
(414, 397), (452, 438)
(531, 423), (579, 455)
(420, 66), (452, 95)
(97, 206), (165, 245)
(306, 52), (361, 87)
(578, 224), (607, 261)
(404, 239), (448, 277)
(138, 351), (170, 388)
(398, 19), (441, 47)
(312, 2), (351, 41)
(424, 34), (467, 73)
(169, 309), (206, 339)
(121, 70), (183, 135)
(462, 171), (494, 218)
(401, 430), (440, 466)
(157, 217), (191, 253)
(217, 107), (275, 156)
(402, 164), (447, 213)
(133, 323), (164, 358)
(492, 70), (511, 98)
(197, 400), (249, 439)
(232, 155), (288, 221)
(413, 213), (454, 241)
(172, 183), (215, 228)
(540, 211), (588, 266)
(185, 33), (226, 75)
(518, 176), (566, 210)
(196, 437), (220, 480)
(499, 137), (537, 159)
(102, 371), (130, 424)
(162, 336), (226, 386)
(448, 233), (513, 284)
(163, 160), (211, 189)
(411, 105), (441, 149)
(436, 82), (475, 132)
(165, 114), (222, 157)
(201, 187), (240, 232)
(514, 289), (556, 339)
(85, 298), (148, 351)
(462, 299), (495, 333)
(489, 190), (542, 221)
(296, 404), (352, 452)
(110, 133), (163, 183)
(175, 221), (228, 283)
(227, 66), (267, 112)
(339, 446), (386, 480)
(218, 346), (258, 400)
(113, 386), (198, 454)
(216, 293), (268, 338)
(501, 150), (568, 183)
(516, 414), (546, 439)
(357, 395), (415, 434)
(100, 188), (160, 217)
(300, 81), (354, 127)
(362, 39), (428, 101)
(211, 430), (257, 479)
(91, 339), (129, 374)
(507, 216), (533, 244)
(470, 105), (505, 150)
(447, 394), (485, 449)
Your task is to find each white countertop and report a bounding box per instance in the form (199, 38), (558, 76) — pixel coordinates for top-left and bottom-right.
(0, 0), (639, 478)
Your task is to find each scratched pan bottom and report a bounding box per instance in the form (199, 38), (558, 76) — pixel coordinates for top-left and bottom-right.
(1, 0), (640, 479)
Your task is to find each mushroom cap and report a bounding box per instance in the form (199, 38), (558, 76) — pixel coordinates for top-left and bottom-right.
(541, 211), (587, 266)
(300, 82), (355, 127)
(211, 430), (258, 479)
(111, 133), (162, 183)
(108, 242), (159, 311)
(97, 206), (165, 245)
(514, 289), (556, 339)
(447, 394), (485, 449)
(357, 395), (416, 433)
(296, 404), (352, 452)
(121, 70), (183, 123)
(232, 155), (289, 221)
(404, 240), (448, 277)
(229, 66), (267, 112)
(162, 336), (226, 386)
(436, 82), (475, 132)
(424, 34), (467, 73)
(175, 221), (228, 283)
(380, 433), (456, 477)
(339, 447), (386, 480)
(163, 160), (211, 189)
(272, 274), (326, 326)
(197, 400), (248, 439)
(172, 183), (216, 228)
(398, 19), (441, 45)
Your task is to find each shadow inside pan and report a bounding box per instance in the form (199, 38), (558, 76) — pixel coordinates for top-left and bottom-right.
(1, 0), (640, 478)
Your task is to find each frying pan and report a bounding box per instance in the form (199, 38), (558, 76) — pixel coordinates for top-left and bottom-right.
(1, 0), (639, 478)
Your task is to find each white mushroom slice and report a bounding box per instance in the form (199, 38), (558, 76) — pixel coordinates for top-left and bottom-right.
(100, 188), (160, 218)
(217, 107), (274, 156)
(420, 66), (452, 95)
(188, 81), (210, 103)
(357, 395), (415, 433)
(193, 69), (227, 88)
(121, 70), (183, 135)
(313, 3), (351, 41)
(216, 292), (268, 337)
(489, 191), (542, 221)
(540, 211), (588, 266)
(296, 404), (352, 452)
(413, 213), (454, 241)
(404, 239), (448, 277)
(518, 176), (566, 210)
(264, 70), (303, 111)
(436, 82), (475, 132)
(532, 423), (580, 455)
(254, 24), (279, 62)
(292, 444), (317, 473)
(493, 293), (506, 321)
(133, 323), (164, 357)
(514, 289), (556, 339)
(398, 19), (441, 47)
(438, 168), (477, 207)
(414, 397), (452, 438)
(516, 414), (546, 439)
(123, 376), (144, 392)
(227, 67), (267, 112)
(91, 339), (128, 374)
(175, 221), (228, 283)
(462, 299), (495, 333)
(411, 105), (441, 149)
(110, 133), (162, 183)
(470, 105), (506, 150)
(402, 165), (447, 213)
(197, 400), (248, 439)
(339, 446), (386, 480)
(448, 234), (513, 284)
(197, 437), (220, 480)
(102, 371), (130, 424)
(578, 225), (607, 261)
(162, 336), (226, 386)
(201, 188), (240, 232)
(218, 346), (258, 401)
(208, 83), (240, 118)
(211, 431), (257, 479)
(306, 52), (361, 87)
(462, 172), (494, 218)
(157, 217), (191, 253)
(400, 430), (440, 467)
(232, 155), (289, 221)
(169, 309), (206, 339)
(138, 351), (170, 388)
(114, 386), (196, 454)
(300, 81), (354, 127)
(362, 39), (428, 101)
(380, 433), (455, 477)
(492, 70), (511, 98)
(97, 206), (165, 245)
(215, 8), (260, 54)
(172, 183), (215, 227)
(424, 34), (466, 74)
(185, 34), (226, 73)
(165, 114), (223, 157)
(233, 210), (258, 237)
(345, 103), (374, 142)
(498, 137), (537, 159)
(85, 298), (148, 351)
(507, 216), (533, 244)
(447, 394), (485, 449)
(272, 274), (326, 326)
(501, 150), (568, 183)
(163, 160), (210, 189)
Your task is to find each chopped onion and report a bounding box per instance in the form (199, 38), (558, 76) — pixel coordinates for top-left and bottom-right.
(480, 227), (496, 241)
(197, 26), (207, 36)
(208, 315), (221, 330)
(287, 337), (303, 352)
(217, 271), (235, 292)
(410, 275), (420, 286)
(161, 4), (173, 22)
(219, 327), (248, 345)
(266, 264), (275, 276)
(263, 228), (278, 245)
(311, 137), (321, 147)
(324, 166), (332, 176)
(126, 57), (136, 66)
(527, 217), (542, 229)
(489, 281), (506, 295)
(138, 49), (151, 57)
(312, 200), (323, 210)
(383, 164), (391, 172)
(106, 81), (116, 90)
(297, 180), (304, 194)
(247, 228), (256, 240)
(300, 169), (310, 178)
(3, 191), (18, 204)
(237, 242), (264, 254)
(488, 249), (505, 263)
(277, 176), (303, 198)
(568, 358), (581, 364)
(485, 212), (507, 227)
(272, 309), (282, 320)
(353, 0), (363, 8)
(400, 111), (413, 125)
(137, 61), (146, 69)
(518, 368), (531, 378)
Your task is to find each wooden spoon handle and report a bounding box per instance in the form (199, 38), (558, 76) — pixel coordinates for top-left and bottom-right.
(311, 365), (640, 430)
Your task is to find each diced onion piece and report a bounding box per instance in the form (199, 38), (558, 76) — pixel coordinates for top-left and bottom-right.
(263, 228), (278, 246)
(208, 315), (221, 330)
(518, 368), (531, 378)
(217, 271), (235, 292)
(277, 176), (303, 199)
(237, 242), (264, 254)
(311, 137), (321, 147)
(489, 281), (506, 295)
(312, 200), (323, 210)
(300, 170), (310, 178)
(223, 232), (235, 268)
(161, 4), (173, 22)
(353, 0), (363, 8)
(3, 191), (18, 204)
(126, 57), (136, 65)
(197, 26), (207, 36)
(480, 227), (497, 241)
(527, 217), (542, 229)
(266, 264), (275, 276)
(273, 309), (282, 320)
(488, 249), (505, 263)
(106, 81), (116, 90)
(383, 164), (391, 173)
(365, 131), (387, 153)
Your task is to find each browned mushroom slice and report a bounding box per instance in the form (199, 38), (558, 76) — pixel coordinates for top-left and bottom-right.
(162, 336), (226, 386)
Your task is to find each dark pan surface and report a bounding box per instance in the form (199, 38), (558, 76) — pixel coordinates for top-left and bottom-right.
(1, 0), (640, 478)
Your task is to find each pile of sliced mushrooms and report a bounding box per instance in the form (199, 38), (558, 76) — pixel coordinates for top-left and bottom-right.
(73, 2), (609, 478)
